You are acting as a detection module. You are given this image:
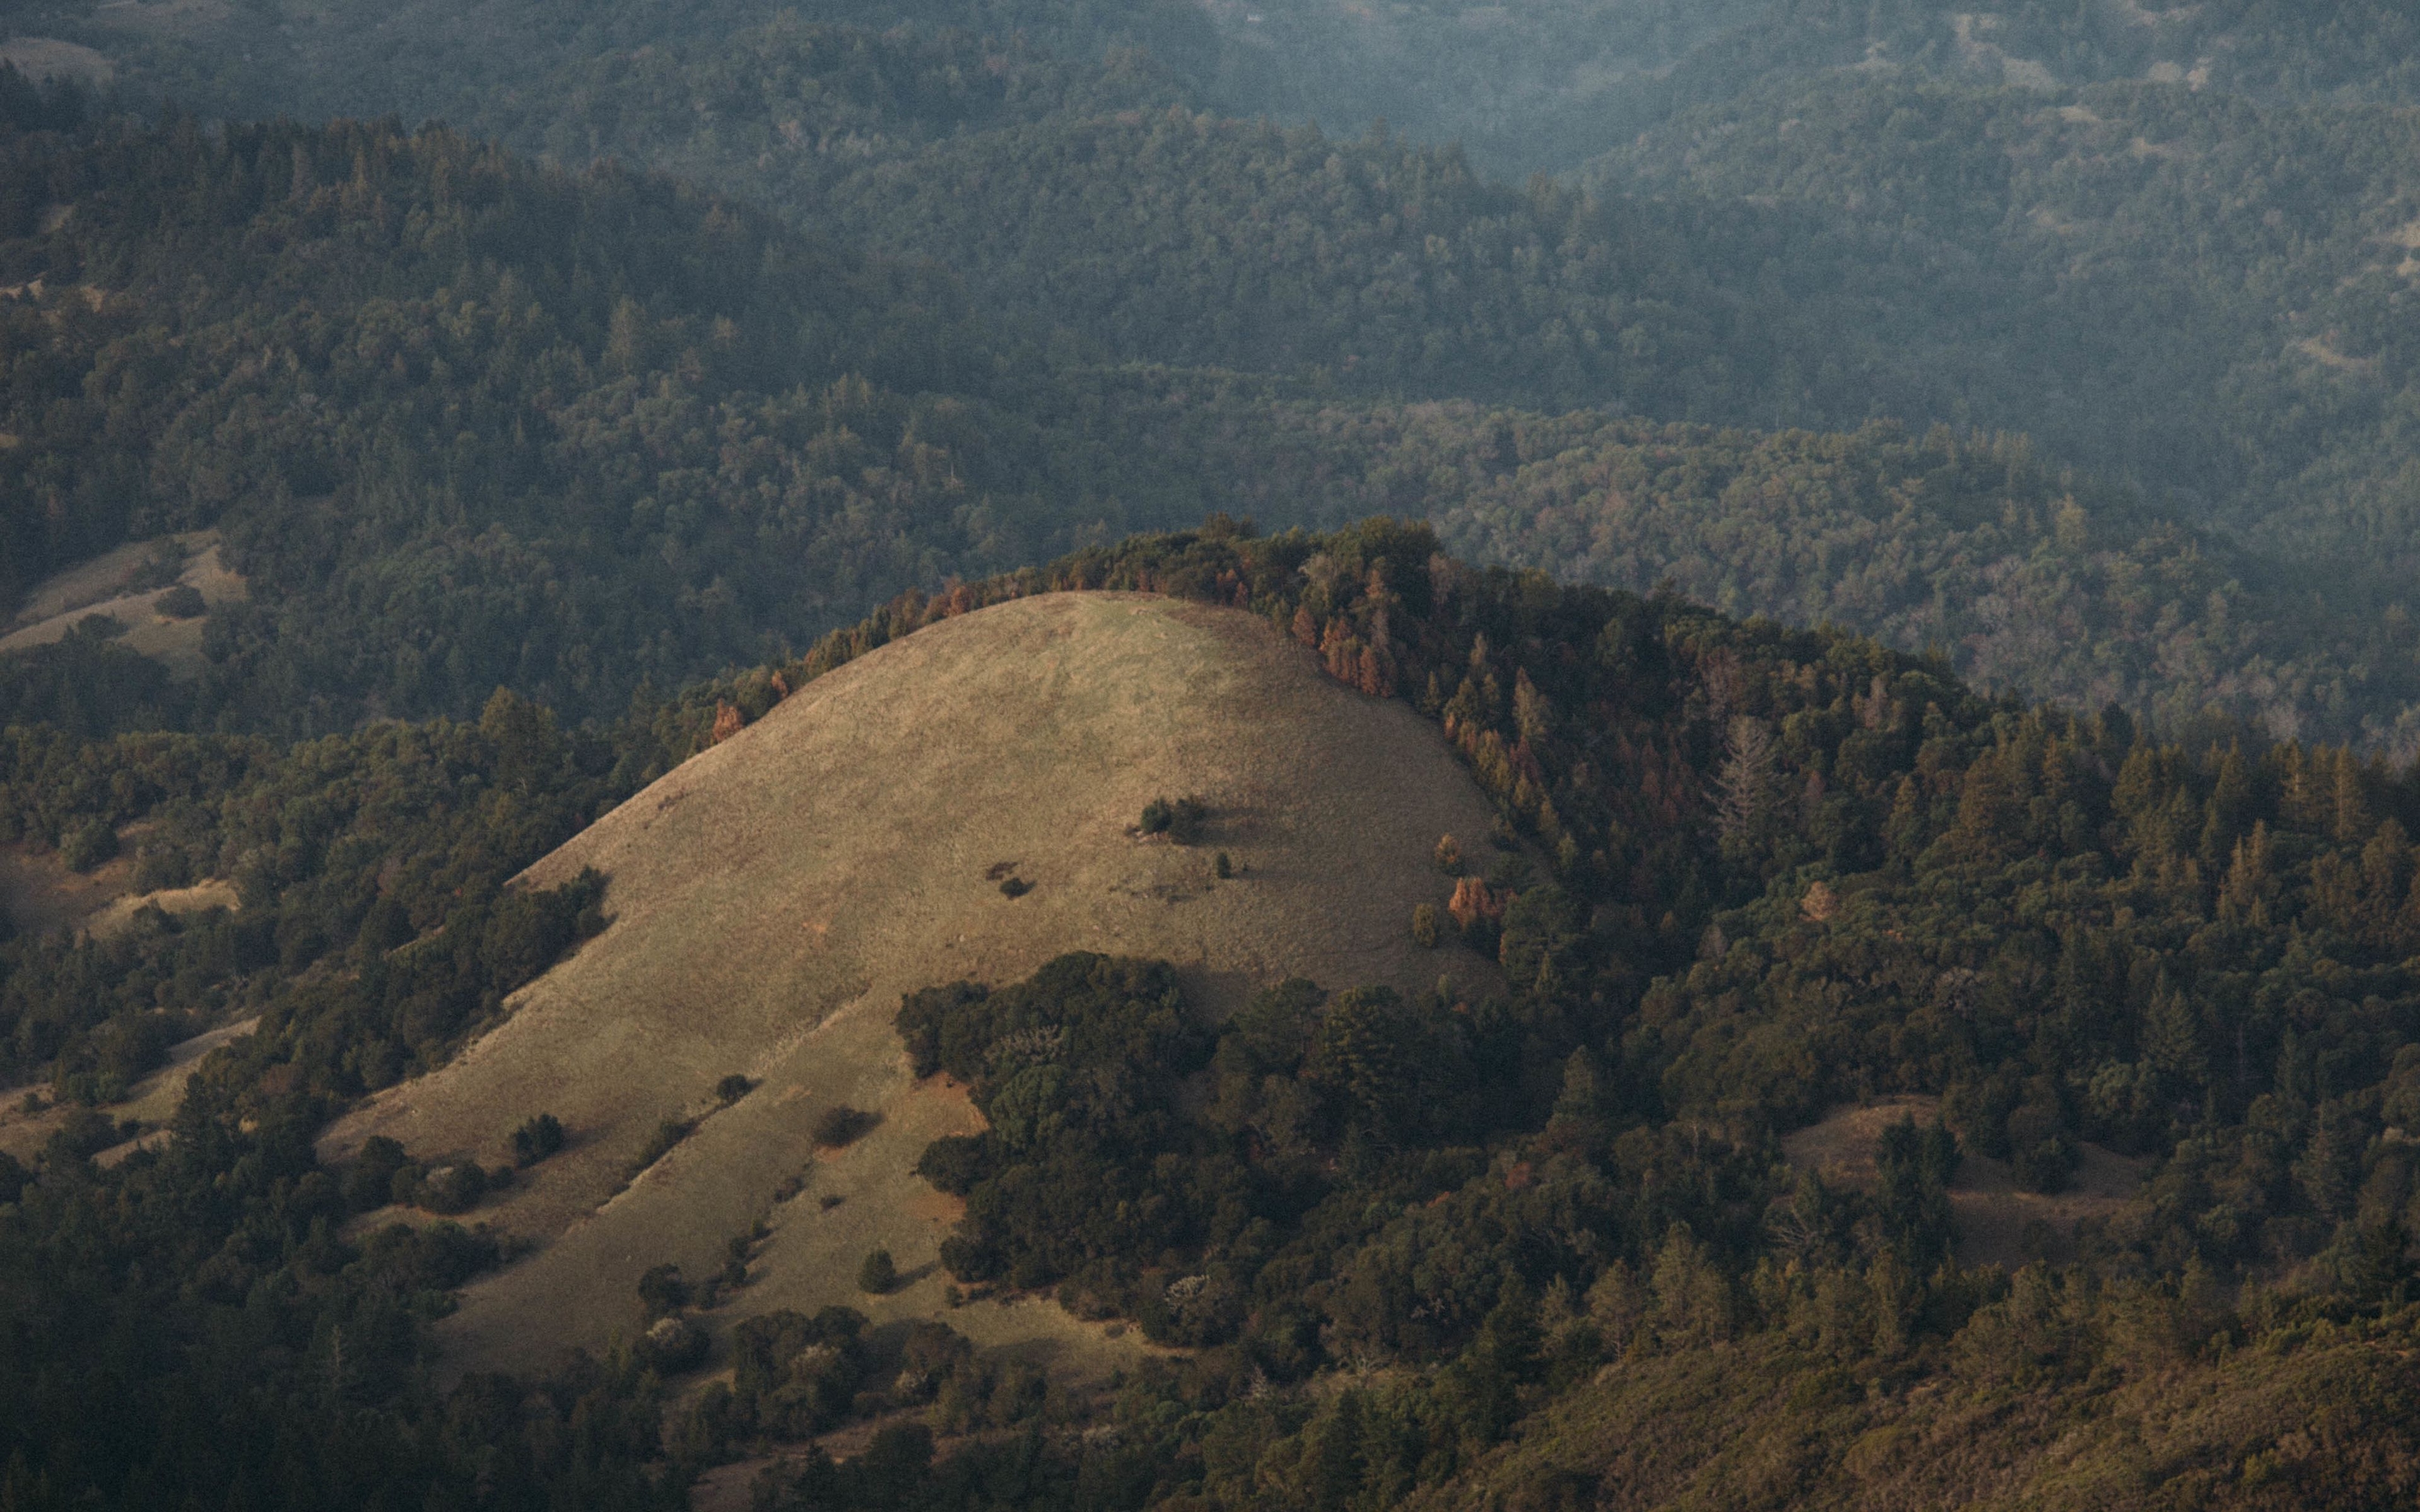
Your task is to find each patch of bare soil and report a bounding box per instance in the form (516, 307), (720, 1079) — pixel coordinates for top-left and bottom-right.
(1782, 1095), (2146, 1269)
(322, 591), (1509, 1383)
(2, 530), (249, 678)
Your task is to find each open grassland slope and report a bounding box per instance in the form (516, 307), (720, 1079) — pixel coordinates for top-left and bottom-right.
(325, 590), (1506, 1376)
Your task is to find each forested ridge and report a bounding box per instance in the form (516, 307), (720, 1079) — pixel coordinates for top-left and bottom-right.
(25, 0), (2420, 178)
(1101, 395), (2420, 746)
(0, 107), (1244, 736)
(9, 524), (2420, 1507)
(488, 23), (2420, 581)
(7, 98), (2420, 748)
(138, 12), (2418, 744)
(1596, 76), (2420, 559)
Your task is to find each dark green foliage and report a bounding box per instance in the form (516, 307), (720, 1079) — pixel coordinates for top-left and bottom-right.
(625, 1118), (694, 1182)
(637, 1315), (708, 1374)
(511, 1111), (566, 1167)
(346, 1135), (411, 1211)
(715, 1074), (755, 1106)
(999, 875), (1032, 899)
(1139, 794), (1207, 844)
(57, 816), (116, 873)
(5, 91), (2419, 748)
(1497, 883), (1584, 996)
(420, 1161), (491, 1216)
(0, 116), (1221, 737)
(0, 1069), (673, 1509)
(637, 1263), (691, 1321)
(154, 584), (206, 619)
(1875, 1117), (1960, 1272)
(813, 1105), (875, 1149)
(858, 1247), (898, 1295)
(728, 1306), (871, 1438)
(0, 688), (618, 1093)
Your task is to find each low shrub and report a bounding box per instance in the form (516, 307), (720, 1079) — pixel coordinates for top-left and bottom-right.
(638, 1262), (691, 1319)
(625, 1117), (695, 1181)
(154, 584), (206, 618)
(814, 1105), (876, 1148)
(420, 1162), (488, 1214)
(1140, 795), (1208, 844)
(511, 1112), (565, 1167)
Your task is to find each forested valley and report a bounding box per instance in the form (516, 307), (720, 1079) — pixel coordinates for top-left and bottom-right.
(3, 1), (2420, 1507)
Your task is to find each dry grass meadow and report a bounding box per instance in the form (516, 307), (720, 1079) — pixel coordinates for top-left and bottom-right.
(322, 592), (1511, 1381)
(1782, 1095), (2147, 1269)
(0, 530), (248, 677)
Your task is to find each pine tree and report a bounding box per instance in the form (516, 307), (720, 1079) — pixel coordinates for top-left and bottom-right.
(1714, 716), (1776, 843)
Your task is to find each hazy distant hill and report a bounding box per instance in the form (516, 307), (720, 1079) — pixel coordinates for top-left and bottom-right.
(0, 113), (1234, 736)
(21, 0), (2420, 177)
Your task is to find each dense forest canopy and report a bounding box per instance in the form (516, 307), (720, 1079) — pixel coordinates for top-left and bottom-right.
(20, 0), (2420, 177)
(1595, 76), (2420, 558)
(7, 10), (2420, 745)
(70, 13), (2410, 744)
(480, 26), (2420, 590)
(0, 102), (2415, 751)
(0, 110), (1249, 735)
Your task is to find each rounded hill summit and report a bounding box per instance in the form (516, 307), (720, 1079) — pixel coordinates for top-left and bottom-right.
(327, 590), (1507, 1372)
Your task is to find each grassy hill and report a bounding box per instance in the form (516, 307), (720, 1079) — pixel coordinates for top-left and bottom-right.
(325, 591), (1507, 1376)
(11, 519), (2420, 1507)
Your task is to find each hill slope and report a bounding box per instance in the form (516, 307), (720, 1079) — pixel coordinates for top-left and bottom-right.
(326, 591), (1506, 1372)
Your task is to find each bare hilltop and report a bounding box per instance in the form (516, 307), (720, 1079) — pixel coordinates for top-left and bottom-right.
(324, 591), (1506, 1377)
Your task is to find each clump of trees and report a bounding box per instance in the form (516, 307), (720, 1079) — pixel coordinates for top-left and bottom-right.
(623, 1117), (695, 1182)
(512, 1113), (566, 1167)
(1138, 795), (1208, 844)
(814, 1105), (875, 1149)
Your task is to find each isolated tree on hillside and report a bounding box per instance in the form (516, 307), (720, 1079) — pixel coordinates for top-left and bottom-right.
(1714, 716), (1776, 844)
